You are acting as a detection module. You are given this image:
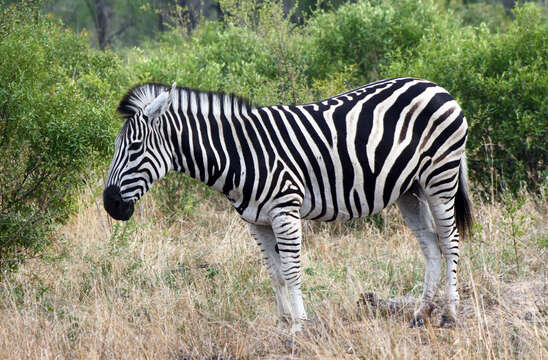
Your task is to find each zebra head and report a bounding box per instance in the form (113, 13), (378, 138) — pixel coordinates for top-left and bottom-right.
(104, 82), (177, 221)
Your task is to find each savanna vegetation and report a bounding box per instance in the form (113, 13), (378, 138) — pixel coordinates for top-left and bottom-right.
(0, 0), (546, 358)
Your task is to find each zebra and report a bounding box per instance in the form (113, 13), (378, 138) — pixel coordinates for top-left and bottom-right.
(104, 77), (473, 332)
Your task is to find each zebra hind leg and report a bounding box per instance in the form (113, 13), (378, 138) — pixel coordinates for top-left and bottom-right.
(396, 184), (442, 327)
(424, 179), (461, 328)
(248, 224), (292, 327)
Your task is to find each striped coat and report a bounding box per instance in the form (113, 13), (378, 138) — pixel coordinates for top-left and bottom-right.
(104, 77), (472, 331)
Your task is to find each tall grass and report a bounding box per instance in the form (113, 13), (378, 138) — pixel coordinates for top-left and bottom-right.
(0, 180), (546, 359)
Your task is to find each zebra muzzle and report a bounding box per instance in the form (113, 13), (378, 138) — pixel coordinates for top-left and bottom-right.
(103, 185), (135, 221)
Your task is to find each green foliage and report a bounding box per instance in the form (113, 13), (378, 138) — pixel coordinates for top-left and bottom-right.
(500, 192), (530, 275)
(383, 3), (548, 194)
(127, 0), (313, 105)
(447, 0), (511, 31)
(538, 234), (548, 249)
(109, 220), (139, 254)
(126, 22), (277, 103)
(126, 0), (463, 102)
(0, 3), (125, 271)
(305, 0), (460, 86)
(44, 0), (165, 49)
(151, 172), (215, 220)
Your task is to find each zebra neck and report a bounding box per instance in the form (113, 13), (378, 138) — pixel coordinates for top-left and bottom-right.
(169, 88), (254, 197)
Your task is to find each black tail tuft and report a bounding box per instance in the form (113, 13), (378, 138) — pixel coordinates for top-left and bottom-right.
(455, 157), (473, 239)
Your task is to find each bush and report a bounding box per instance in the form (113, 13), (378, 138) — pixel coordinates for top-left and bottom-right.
(125, 22), (279, 103)
(126, 0), (312, 106)
(0, 3), (125, 271)
(151, 173), (217, 221)
(127, 0), (461, 103)
(383, 3), (548, 194)
(304, 0), (460, 87)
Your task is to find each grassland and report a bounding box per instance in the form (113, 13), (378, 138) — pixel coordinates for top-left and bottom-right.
(0, 180), (546, 359)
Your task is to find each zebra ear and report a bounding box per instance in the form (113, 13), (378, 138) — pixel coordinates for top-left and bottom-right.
(143, 82), (176, 119)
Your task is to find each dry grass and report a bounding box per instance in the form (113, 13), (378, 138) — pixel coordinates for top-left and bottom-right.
(0, 181), (546, 359)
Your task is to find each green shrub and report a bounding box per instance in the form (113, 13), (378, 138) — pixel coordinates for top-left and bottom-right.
(151, 173), (216, 220)
(127, 0), (461, 103)
(304, 0), (460, 87)
(383, 3), (548, 194)
(126, 22), (278, 103)
(126, 1), (312, 106)
(446, 1), (511, 31)
(0, 3), (125, 271)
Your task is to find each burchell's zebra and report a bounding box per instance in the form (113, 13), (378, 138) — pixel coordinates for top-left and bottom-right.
(104, 77), (472, 332)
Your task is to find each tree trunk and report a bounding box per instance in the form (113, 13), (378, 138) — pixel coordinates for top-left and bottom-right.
(500, 0), (516, 15)
(85, 0), (112, 49)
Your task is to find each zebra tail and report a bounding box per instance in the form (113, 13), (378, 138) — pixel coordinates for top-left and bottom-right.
(455, 155), (473, 239)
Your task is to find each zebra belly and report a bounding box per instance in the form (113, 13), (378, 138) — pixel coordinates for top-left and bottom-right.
(298, 153), (424, 222)
(299, 184), (397, 222)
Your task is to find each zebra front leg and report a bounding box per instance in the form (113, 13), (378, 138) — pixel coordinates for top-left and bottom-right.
(248, 224), (292, 326)
(271, 211), (307, 335)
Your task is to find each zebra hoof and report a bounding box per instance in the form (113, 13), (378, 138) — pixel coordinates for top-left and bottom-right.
(409, 316), (425, 328)
(289, 321), (303, 335)
(276, 318), (291, 330)
(440, 314), (456, 328)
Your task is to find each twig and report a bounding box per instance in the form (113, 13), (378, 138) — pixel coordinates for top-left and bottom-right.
(84, 175), (109, 242)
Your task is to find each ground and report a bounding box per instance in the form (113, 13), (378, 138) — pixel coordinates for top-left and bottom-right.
(0, 179), (546, 359)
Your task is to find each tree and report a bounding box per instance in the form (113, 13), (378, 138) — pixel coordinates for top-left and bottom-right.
(84, 0), (134, 49)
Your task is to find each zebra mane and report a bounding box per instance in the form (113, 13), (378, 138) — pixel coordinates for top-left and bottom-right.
(117, 82), (257, 119)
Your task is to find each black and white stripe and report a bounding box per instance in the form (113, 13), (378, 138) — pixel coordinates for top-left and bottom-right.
(104, 77), (473, 330)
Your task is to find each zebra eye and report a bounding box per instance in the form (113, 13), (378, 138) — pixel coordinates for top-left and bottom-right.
(128, 142), (142, 151)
